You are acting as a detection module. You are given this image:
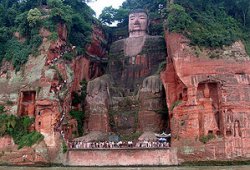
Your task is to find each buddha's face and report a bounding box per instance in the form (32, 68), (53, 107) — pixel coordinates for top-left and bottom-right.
(128, 12), (148, 37)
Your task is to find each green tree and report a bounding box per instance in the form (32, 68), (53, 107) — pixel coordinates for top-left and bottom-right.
(0, 0), (95, 69)
(171, 0), (245, 48)
(15, 11), (30, 37)
(166, 4), (192, 33)
(47, 0), (63, 8)
(69, 14), (91, 46)
(0, 27), (11, 62)
(99, 6), (117, 25)
(48, 0), (73, 26)
(236, 0), (250, 26)
(27, 8), (41, 27)
(5, 7), (18, 27)
(64, 0), (95, 18)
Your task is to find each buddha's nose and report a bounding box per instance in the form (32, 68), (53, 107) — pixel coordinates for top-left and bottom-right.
(134, 20), (140, 25)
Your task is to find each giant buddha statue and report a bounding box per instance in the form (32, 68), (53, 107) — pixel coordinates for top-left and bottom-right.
(84, 9), (167, 140)
(109, 9), (166, 93)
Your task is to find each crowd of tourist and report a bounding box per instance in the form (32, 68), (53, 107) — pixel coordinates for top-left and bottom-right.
(47, 44), (74, 66)
(68, 140), (170, 149)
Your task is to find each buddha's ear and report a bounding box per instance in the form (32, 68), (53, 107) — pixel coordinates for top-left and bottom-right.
(147, 19), (150, 27)
(147, 20), (150, 33)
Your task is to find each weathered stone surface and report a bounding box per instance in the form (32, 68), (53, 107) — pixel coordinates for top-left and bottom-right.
(110, 96), (139, 134)
(85, 10), (167, 136)
(85, 75), (111, 133)
(0, 22), (108, 165)
(138, 75), (166, 132)
(86, 25), (107, 58)
(0, 136), (14, 151)
(109, 35), (166, 93)
(3, 7), (250, 165)
(161, 31), (250, 159)
(85, 37), (167, 133)
(71, 25), (108, 92)
(66, 148), (178, 166)
(0, 139), (49, 165)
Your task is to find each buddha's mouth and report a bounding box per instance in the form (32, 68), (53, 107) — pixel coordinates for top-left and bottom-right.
(133, 25), (141, 28)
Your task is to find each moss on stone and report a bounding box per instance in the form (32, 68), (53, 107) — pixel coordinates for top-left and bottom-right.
(199, 133), (215, 144)
(140, 36), (166, 55)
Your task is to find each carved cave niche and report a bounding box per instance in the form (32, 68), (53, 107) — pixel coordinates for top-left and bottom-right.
(18, 90), (36, 117)
(197, 81), (221, 106)
(175, 78), (188, 102)
(197, 81), (223, 136)
(234, 120), (242, 137)
(224, 110), (245, 139)
(225, 109), (234, 137)
(179, 88), (188, 101)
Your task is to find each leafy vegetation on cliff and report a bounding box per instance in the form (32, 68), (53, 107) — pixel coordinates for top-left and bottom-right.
(0, 105), (5, 113)
(100, 0), (250, 55)
(70, 79), (87, 136)
(0, 113), (44, 149)
(69, 110), (84, 136)
(167, 0), (250, 53)
(0, 0), (95, 70)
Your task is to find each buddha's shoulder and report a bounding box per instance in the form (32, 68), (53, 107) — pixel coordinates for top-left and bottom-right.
(110, 39), (125, 49)
(143, 35), (166, 48)
(109, 39), (125, 55)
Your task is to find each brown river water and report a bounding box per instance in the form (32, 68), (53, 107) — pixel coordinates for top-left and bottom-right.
(0, 166), (250, 170)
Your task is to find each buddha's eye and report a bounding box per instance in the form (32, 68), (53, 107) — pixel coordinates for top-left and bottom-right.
(139, 15), (147, 19)
(130, 15), (135, 20)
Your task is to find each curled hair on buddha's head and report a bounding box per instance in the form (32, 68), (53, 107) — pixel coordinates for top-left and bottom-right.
(129, 9), (148, 16)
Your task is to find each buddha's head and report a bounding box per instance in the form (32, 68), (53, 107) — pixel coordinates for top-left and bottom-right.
(128, 9), (149, 37)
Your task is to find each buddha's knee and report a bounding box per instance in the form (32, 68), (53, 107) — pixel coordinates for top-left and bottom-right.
(141, 75), (162, 93)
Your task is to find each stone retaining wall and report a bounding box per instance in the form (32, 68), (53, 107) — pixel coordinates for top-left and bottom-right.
(65, 148), (178, 166)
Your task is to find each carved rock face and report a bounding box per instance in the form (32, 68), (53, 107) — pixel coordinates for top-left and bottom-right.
(87, 76), (108, 96)
(85, 11), (167, 134)
(129, 12), (148, 37)
(109, 36), (166, 93)
(161, 32), (250, 159)
(138, 75), (166, 132)
(141, 75), (162, 93)
(85, 75), (112, 133)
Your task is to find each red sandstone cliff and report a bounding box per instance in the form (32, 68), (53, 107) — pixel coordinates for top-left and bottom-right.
(0, 22), (108, 165)
(1, 19), (250, 164)
(161, 31), (250, 160)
